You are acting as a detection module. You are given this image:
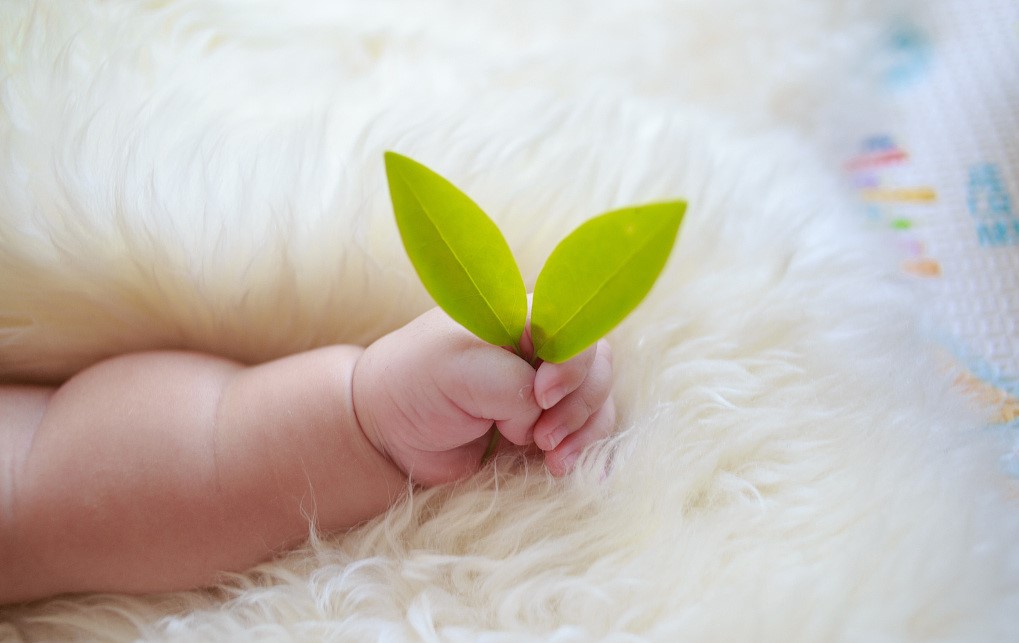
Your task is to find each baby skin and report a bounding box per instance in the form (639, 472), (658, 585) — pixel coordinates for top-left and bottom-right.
(0, 307), (614, 604)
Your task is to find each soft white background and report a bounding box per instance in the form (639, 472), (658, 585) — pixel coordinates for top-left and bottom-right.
(1, 1), (1017, 640)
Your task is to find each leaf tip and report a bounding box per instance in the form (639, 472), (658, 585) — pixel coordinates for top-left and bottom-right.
(658, 199), (688, 223)
(383, 150), (408, 174)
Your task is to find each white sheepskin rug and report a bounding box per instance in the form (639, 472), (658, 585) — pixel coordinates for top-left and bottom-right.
(2, 1), (1018, 640)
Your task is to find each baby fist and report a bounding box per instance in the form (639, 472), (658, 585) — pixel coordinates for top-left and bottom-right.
(352, 308), (615, 485)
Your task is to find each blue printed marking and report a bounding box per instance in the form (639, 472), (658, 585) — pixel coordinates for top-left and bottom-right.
(861, 134), (896, 154)
(968, 163), (1018, 246)
(884, 24), (931, 88)
(976, 220), (1019, 246)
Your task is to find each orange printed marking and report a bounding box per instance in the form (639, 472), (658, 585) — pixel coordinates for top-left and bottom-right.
(955, 370), (1019, 424)
(1003, 398), (1019, 423)
(902, 257), (941, 277)
(861, 187), (937, 203)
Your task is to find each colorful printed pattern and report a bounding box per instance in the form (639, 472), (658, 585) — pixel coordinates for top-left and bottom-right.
(848, 134), (1019, 473)
(851, 1), (1019, 476)
(846, 135), (941, 278)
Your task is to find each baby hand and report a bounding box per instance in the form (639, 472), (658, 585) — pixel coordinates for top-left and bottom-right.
(352, 307), (614, 486)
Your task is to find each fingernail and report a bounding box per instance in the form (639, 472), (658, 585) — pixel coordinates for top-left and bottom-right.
(559, 449), (579, 473)
(546, 425), (569, 450)
(540, 386), (566, 410)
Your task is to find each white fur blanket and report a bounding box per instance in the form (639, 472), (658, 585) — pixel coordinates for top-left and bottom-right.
(2, 1), (1018, 640)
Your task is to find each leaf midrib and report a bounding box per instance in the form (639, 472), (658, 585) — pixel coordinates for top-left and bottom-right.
(399, 171), (517, 341)
(537, 212), (673, 354)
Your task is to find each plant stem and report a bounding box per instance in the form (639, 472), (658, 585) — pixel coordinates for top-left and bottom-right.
(481, 426), (501, 463)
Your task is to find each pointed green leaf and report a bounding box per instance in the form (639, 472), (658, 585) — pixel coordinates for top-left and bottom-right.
(384, 151), (527, 349)
(531, 201), (686, 363)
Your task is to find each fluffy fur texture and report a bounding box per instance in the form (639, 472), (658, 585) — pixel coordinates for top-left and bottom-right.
(2, 1), (1018, 640)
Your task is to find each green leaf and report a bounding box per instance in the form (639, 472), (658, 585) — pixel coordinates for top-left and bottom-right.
(531, 201), (686, 363)
(384, 151), (527, 349)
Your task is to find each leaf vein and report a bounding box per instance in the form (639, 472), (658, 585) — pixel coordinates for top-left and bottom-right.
(400, 173), (516, 342)
(538, 211), (676, 352)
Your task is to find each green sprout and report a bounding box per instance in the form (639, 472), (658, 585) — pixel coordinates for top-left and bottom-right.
(384, 151), (686, 459)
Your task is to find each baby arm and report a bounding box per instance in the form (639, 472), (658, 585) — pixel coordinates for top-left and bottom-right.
(0, 345), (406, 603)
(0, 307), (614, 604)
